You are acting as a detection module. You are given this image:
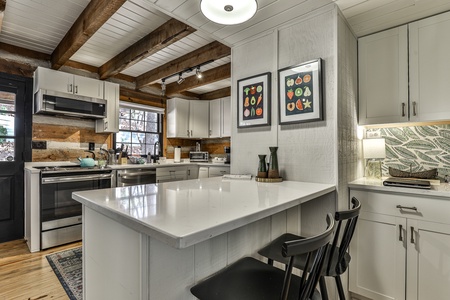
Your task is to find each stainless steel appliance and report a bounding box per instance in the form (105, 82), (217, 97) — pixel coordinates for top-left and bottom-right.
(37, 165), (114, 249)
(34, 89), (106, 119)
(116, 168), (157, 187)
(189, 151), (209, 162)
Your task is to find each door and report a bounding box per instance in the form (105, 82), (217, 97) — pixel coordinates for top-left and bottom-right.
(409, 11), (450, 122)
(0, 72), (32, 242)
(222, 97), (231, 137)
(349, 211), (406, 300)
(34, 66), (73, 94)
(73, 74), (103, 98)
(407, 219), (450, 300)
(209, 99), (221, 138)
(358, 25), (408, 125)
(189, 100), (209, 138)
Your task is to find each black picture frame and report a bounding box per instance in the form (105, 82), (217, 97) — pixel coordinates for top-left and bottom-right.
(237, 72), (271, 128)
(278, 58), (323, 125)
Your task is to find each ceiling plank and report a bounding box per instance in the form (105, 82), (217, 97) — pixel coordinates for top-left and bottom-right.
(99, 18), (196, 80)
(51, 0), (126, 69)
(199, 87), (231, 100)
(165, 63), (230, 96)
(136, 41), (231, 89)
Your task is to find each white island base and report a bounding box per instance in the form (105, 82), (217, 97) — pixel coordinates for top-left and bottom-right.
(76, 178), (335, 299)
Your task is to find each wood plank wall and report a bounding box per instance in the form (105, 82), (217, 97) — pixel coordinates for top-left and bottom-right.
(166, 137), (230, 159)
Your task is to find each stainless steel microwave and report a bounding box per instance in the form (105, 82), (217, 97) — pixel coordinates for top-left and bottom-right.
(34, 89), (106, 119)
(189, 151), (209, 162)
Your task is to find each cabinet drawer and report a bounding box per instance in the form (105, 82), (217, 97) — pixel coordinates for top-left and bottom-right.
(208, 166), (230, 177)
(351, 189), (450, 225)
(156, 166), (187, 179)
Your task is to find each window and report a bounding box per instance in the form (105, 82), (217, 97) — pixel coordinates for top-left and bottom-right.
(115, 103), (164, 156)
(0, 91), (16, 161)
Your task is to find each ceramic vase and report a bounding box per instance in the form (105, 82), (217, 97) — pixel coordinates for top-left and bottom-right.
(268, 147), (279, 178)
(257, 154), (267, 178)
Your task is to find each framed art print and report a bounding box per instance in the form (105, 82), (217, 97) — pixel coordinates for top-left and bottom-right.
(237, 72), (271, 128)
(278, 58), (323, 125)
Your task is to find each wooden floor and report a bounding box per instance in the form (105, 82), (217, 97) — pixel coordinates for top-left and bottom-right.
(0, 239), (82, 300)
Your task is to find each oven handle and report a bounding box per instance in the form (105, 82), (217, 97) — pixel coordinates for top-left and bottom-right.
(42, 173), (113, 184)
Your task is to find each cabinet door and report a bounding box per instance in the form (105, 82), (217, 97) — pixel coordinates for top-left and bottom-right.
(358, 25), (408, 125)
(187, 165), (199, 180)
(406, 219), (450, 300)
(189, 100), (209, 138)
(221, 97), (231, 137)
(209, 99), (221, 138)
(167, 98), (189, 138)
(208, 166), (230, 177)
(349, 210), (406, 300)
(409, 11), (450, 122)
(34, 67), (72, 94)
(73, 75), (104, 99)
(96, 81), (119, 133)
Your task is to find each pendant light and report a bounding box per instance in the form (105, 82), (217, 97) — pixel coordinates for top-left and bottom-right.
(201, 0), (258, 25)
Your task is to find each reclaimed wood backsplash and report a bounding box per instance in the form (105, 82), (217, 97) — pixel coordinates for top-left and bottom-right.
(32, 115), (111, 162)
(166, 138), (230, 159)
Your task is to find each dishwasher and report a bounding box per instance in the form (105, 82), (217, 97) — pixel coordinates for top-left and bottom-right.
(116, 168), (157, 187)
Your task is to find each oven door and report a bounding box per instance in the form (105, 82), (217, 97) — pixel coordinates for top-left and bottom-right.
(40, 172), (112, 249)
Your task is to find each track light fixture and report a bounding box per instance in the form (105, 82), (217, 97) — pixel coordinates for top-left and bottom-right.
(196, 67), (202, 79)
(177, 73), (185, 84)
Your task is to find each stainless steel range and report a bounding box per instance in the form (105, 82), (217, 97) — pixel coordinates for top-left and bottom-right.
(36, 165), (114, 249)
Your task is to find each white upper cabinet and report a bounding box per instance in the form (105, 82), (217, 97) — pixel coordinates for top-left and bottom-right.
(96, 81), (119, 133)
(358, 25), (408, 125)
(167, 98), (209, 139)
(409, 11), (450, 122)
(34, 66), (104, 99)
(189, 100), (209, 138)
(359, 11), (450, 125)
(209, 99), (221, 138)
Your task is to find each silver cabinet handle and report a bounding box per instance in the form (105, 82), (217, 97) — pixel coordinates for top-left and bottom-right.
(69, 83), (73, 93)
(410, 227), (415, 244)
(396, 205), (418, 211)
(412, 101), (417, 116)
(75, 85), (78, 94)
(401, 103), (406, 117)
(187, 130), (190, 137)
(399, 224), (403, 241)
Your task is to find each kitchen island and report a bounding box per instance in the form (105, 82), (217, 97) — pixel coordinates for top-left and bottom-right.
(73, 177), (335, 299)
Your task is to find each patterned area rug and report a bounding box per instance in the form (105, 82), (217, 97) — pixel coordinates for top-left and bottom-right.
(46, 247), (82, 300)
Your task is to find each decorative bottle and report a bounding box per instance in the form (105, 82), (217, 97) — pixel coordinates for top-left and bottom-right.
(268, 147), (279, 178)
(257, 155), (267, 178)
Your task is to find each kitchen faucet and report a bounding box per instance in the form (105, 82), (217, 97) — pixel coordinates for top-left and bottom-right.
(153, 141), (161, 163)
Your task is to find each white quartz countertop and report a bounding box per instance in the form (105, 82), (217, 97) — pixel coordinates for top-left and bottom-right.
(349, 177), (450, 198)
(73, 177), (335, 249)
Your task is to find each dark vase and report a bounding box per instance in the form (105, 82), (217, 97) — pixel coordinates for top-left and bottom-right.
(268, 147), (279, 178)
(257, 154), (267, 178)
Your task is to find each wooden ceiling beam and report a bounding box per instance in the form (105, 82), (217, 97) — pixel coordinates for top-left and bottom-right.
(120, 87), (166, 107)
(199, 87), (231, 100)
(136, 41), (230, 89)
(99, 18), (195, 80)
(165, 63), (230, 96)
(51, 0), (126, 70)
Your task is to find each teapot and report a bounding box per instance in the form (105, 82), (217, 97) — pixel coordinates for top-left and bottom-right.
(78, 157), (95, 168)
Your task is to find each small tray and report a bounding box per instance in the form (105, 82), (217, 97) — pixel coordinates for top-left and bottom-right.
(255, 177), (283, 183)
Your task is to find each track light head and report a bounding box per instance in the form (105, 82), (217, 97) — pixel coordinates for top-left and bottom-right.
(196, 67), (202, 79)
(177, 73), (185, 84)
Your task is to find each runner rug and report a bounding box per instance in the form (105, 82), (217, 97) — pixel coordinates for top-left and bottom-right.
(46, 247), (83, 300)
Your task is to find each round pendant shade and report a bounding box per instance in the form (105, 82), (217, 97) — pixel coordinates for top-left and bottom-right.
(201, 0), (258, 25)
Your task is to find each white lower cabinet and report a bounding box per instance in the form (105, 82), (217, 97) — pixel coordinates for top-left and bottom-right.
(208, 166), (230, 177)
(349, 189), (450, 300)
(187, 165), (198, 180)
(156, 166), (187, 183)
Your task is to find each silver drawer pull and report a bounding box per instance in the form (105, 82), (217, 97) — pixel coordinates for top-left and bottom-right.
(399, 224), (403, 241)
(410, 226), (415, 244)
(396, 205), (418, 211)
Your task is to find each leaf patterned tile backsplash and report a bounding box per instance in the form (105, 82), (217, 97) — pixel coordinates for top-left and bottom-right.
(367, 125), (450, 178)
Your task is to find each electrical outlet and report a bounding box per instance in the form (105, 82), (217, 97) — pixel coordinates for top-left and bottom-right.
(89, 142), (95, 151)
(367, 130), (381, 138)
(32, 141), (47, 149)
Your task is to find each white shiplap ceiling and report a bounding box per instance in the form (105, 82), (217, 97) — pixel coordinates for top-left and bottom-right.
(1, 0), (450, 97)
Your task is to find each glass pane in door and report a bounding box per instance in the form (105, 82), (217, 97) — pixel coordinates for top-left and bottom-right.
(0, 92), (16, 162)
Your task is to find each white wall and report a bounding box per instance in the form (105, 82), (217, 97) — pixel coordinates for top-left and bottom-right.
(230, 4), (359, 299)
